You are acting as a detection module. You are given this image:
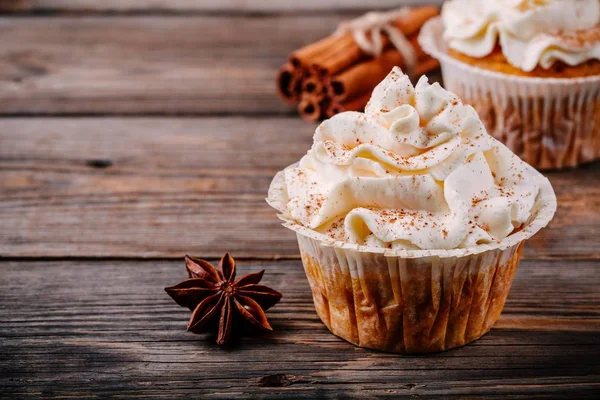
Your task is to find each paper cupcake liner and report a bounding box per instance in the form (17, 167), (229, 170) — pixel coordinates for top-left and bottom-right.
(266, 164), (556, 353)
(419, 17), (600, 170)
(297, 232), (524, 353)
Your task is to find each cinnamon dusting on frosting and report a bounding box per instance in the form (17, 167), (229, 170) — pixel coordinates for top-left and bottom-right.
(282, 68), (541, 250)
(442, 0), (600, 71)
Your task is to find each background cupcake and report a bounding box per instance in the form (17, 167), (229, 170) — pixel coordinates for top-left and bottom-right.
(419, 0), (600, 169)
(267, 67), (556, 354)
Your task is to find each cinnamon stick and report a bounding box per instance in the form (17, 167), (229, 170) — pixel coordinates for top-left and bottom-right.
(277, 6), (439, 117)
(302, 74), (327, 99)
(326, 92), (371, 117)
(276, 62), (302, 105)
(326, 55), (440, 118)
(298, 93), (325, 122)
(313, 6), (438, 76)
(327, 35), (425, 102)
(289, 34), (355, 68)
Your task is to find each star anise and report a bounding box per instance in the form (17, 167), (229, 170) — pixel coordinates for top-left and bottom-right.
(165, 253), (282, 345)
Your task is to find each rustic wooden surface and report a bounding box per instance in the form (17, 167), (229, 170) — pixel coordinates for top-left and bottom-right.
(0, 2), (598, 399)
(1, 117), (599, 259)
(1, 259), (599, 398)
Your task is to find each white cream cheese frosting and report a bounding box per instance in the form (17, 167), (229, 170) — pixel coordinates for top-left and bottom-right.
(442, 0), (600, 71)
(281, 67), (541, 251)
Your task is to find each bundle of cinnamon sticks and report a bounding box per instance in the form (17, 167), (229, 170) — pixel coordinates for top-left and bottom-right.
(277, 6), (440, 122)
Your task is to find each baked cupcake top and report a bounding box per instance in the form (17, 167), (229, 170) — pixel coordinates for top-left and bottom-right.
(442, 0), (600, 72)
(278, 68), (543, 251)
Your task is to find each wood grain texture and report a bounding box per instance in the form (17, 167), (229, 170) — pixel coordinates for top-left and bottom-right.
(0, 5), (596, 399)
(0, 14), (400, 115)
(0, 0), (443, 13)
(1, 117), (599, 259)
(1, 259), (598, 398)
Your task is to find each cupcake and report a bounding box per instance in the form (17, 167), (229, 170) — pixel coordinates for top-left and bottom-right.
(419, 0), (600, 169)
(267, 67), (556, 353)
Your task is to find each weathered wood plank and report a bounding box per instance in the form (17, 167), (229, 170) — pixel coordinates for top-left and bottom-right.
(0, 0), (442, 13)
(1, 117), (598, 259)
(0, 14), (408, 115)
(0, 259), (598, 398)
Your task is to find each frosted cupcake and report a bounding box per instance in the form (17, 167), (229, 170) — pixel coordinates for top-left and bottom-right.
(267, 67), (556, 353)
(419, 0), (600, 169)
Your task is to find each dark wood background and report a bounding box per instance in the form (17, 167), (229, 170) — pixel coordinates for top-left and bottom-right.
(0, 1), (598, 398)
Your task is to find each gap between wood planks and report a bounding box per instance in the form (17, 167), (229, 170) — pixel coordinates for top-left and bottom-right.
(0, 0), (444, 17)
(0, 255), (297, 262)
(0, 112), (299, 118)
(1, 254), (600, 262)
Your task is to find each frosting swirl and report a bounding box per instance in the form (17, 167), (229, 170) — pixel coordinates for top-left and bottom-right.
(282, 67), (541, 250)
(442, 0), (600, 71)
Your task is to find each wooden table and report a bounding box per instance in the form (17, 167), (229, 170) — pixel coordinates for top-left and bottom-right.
(1, 2), (598, 398)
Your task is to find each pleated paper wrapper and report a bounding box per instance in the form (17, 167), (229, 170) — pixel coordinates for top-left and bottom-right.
(267, 166), (556, 353)
(419, 17), (600, 170)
